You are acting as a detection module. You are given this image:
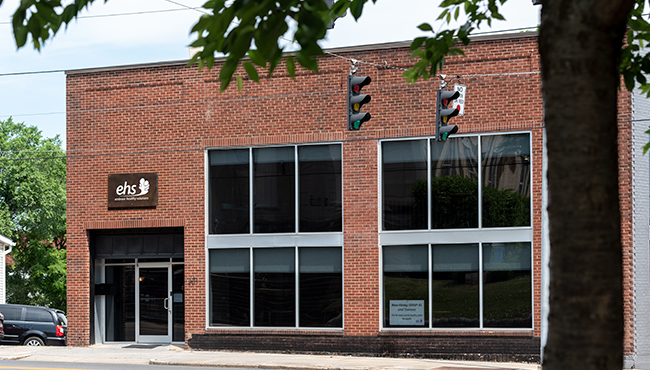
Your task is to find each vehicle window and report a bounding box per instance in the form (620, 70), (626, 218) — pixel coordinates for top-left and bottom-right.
(56, 312), (67, 326)
(0, 306), (22, 321)
(25, 308), (52, 322)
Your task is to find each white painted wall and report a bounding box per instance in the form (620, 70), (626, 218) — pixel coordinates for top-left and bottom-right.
(631, 88), (650, 370)
(0, 235), (14, 305)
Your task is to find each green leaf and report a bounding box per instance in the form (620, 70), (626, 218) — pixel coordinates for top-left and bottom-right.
(243, 61), (260, 82)
(236, 76), (243, 91)
(418, 23), (433, 32)
(644, 139), (650, 155)
(248, 49), (266, 67)
(286, 56), (296, 78)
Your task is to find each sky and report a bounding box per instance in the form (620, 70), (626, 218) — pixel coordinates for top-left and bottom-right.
(0, 0), (540, 149)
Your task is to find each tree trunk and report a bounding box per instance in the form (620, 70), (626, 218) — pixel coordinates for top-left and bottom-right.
(539, 1), (634, 369)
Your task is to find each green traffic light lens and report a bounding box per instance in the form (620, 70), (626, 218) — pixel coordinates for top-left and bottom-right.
(442, 132), (449, 140)
(354, 120), (361, 130)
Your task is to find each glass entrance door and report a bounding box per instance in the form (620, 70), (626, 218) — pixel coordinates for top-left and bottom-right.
(137, 265), (171, 342)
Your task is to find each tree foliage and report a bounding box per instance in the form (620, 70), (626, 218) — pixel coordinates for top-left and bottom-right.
(0, 118), (67, 311)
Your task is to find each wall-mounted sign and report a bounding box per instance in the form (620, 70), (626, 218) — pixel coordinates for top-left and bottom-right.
(108, 173), (158, 209)
(389, 300), (425, 326)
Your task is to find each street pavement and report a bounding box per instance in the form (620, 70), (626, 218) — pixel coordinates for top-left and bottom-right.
(0, 343), (541, 370)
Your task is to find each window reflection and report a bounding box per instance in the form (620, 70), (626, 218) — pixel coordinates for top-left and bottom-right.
(431, 244), (479, 327)
(209, 144), (343, 235)
(482, 242), (532, 328)
(254, 147), (296, 233)
(209, 149), (250, 234)
(431, 137), (479, 229)
(254, 248), (296, 327)
(481, 134), (531, 227)
(299, 247), (342, 327)
(209, 249), (250, 326)
(382, 140), (428, 230)
(383, 245), (429, 327)
(298, 145), (342, 232)
(105, 265), (135, 341)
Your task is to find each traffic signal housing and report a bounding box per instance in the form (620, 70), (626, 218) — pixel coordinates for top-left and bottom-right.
(347, 75), (372, 130)
(436, 89), (460, 141)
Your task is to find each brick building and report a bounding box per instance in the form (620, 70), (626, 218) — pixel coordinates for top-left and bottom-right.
(64, 31), (648, 364)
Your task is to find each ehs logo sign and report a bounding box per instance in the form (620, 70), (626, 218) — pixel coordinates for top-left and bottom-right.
(108, 173), (158, 209)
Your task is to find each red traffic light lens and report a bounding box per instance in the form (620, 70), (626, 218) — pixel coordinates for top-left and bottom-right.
(354, 85), (360, 93)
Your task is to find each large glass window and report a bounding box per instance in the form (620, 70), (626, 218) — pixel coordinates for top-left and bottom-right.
(431, 244), (479, 327)
(254, 147), (295, 233)
(482, 242), (532, 328)
(431, 137), (479, 228)
(105, 265), (135, 341)
(382, 140), (427, 230)
(298, 145), (342, 232)
(209, 144), (342, 234)
(481, 134), (531, 227)
(382, 243), (531, 329)
(209, 149), (249, 234)
(209, 249), (250, 326)
(383, 245), (429, 327)
(299, 247), (343, 327)
(254, 248), (296, 326)
(382, 133), (531, 231)
(208, 247), (342, 328)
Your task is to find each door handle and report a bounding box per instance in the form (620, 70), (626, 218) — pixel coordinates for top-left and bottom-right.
(163, 297), (169, 311)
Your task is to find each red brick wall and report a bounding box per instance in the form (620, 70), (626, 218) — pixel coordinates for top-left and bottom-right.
(67, 34), (546, 354)
(617, 89), (634, 357)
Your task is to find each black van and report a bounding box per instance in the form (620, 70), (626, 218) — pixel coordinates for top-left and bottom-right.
(0, 304), (67, 346)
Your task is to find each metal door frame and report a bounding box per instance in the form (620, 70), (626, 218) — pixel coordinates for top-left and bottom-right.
(135, 262), (172, 343)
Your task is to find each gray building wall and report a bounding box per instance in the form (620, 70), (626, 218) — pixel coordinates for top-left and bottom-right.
(631, 88), (650, 370)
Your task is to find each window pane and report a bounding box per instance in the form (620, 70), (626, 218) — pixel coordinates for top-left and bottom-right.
(431, 137), (479, 229)
(254, 147), (295, 233)
(383, 245), (428, 327)
(209, 149), (250, 234)
(25, 308), (52, 322)
(299, 247), (342, 327)
(298, 145), (342, 232)
(482, 242), (532, 328)
(105, 265), (135, 341)
(209, 249), (250, 326)
(382, 140), (428, 230)
(1, 306), (21, 321)
(481, 134), (531, 227)
(254, 248), (295, 326)
(431, 244), (479, 328)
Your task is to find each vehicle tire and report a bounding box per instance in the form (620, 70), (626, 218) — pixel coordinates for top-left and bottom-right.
(23, 337), (44, 346)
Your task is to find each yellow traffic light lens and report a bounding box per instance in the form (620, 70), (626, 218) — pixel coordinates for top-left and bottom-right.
(353, 103), (360, 111)
(442, 116), (448, 123)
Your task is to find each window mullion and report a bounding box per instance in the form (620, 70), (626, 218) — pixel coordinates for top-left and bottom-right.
(249, 148), (254, 234)
(478, 137), (483, 229)
(250, 247), (254, 327)
(478, 242), (484, 329)
(295, 146), (299, 233)
(428, 244), (433, 329)
(295, 247), (300, 328)
(427, 139), (432, 231)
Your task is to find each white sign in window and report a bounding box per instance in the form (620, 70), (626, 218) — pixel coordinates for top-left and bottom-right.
(389, 300), (425, 326)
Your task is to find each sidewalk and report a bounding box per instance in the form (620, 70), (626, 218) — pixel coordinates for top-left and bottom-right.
(0, 343), (541, 370)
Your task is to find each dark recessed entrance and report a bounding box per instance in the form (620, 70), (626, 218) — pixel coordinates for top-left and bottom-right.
(90, 228), (184, 344)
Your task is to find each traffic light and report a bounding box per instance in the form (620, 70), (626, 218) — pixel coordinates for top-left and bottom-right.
(436, 89), (460, 141)
(347, 75), (372, 130)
